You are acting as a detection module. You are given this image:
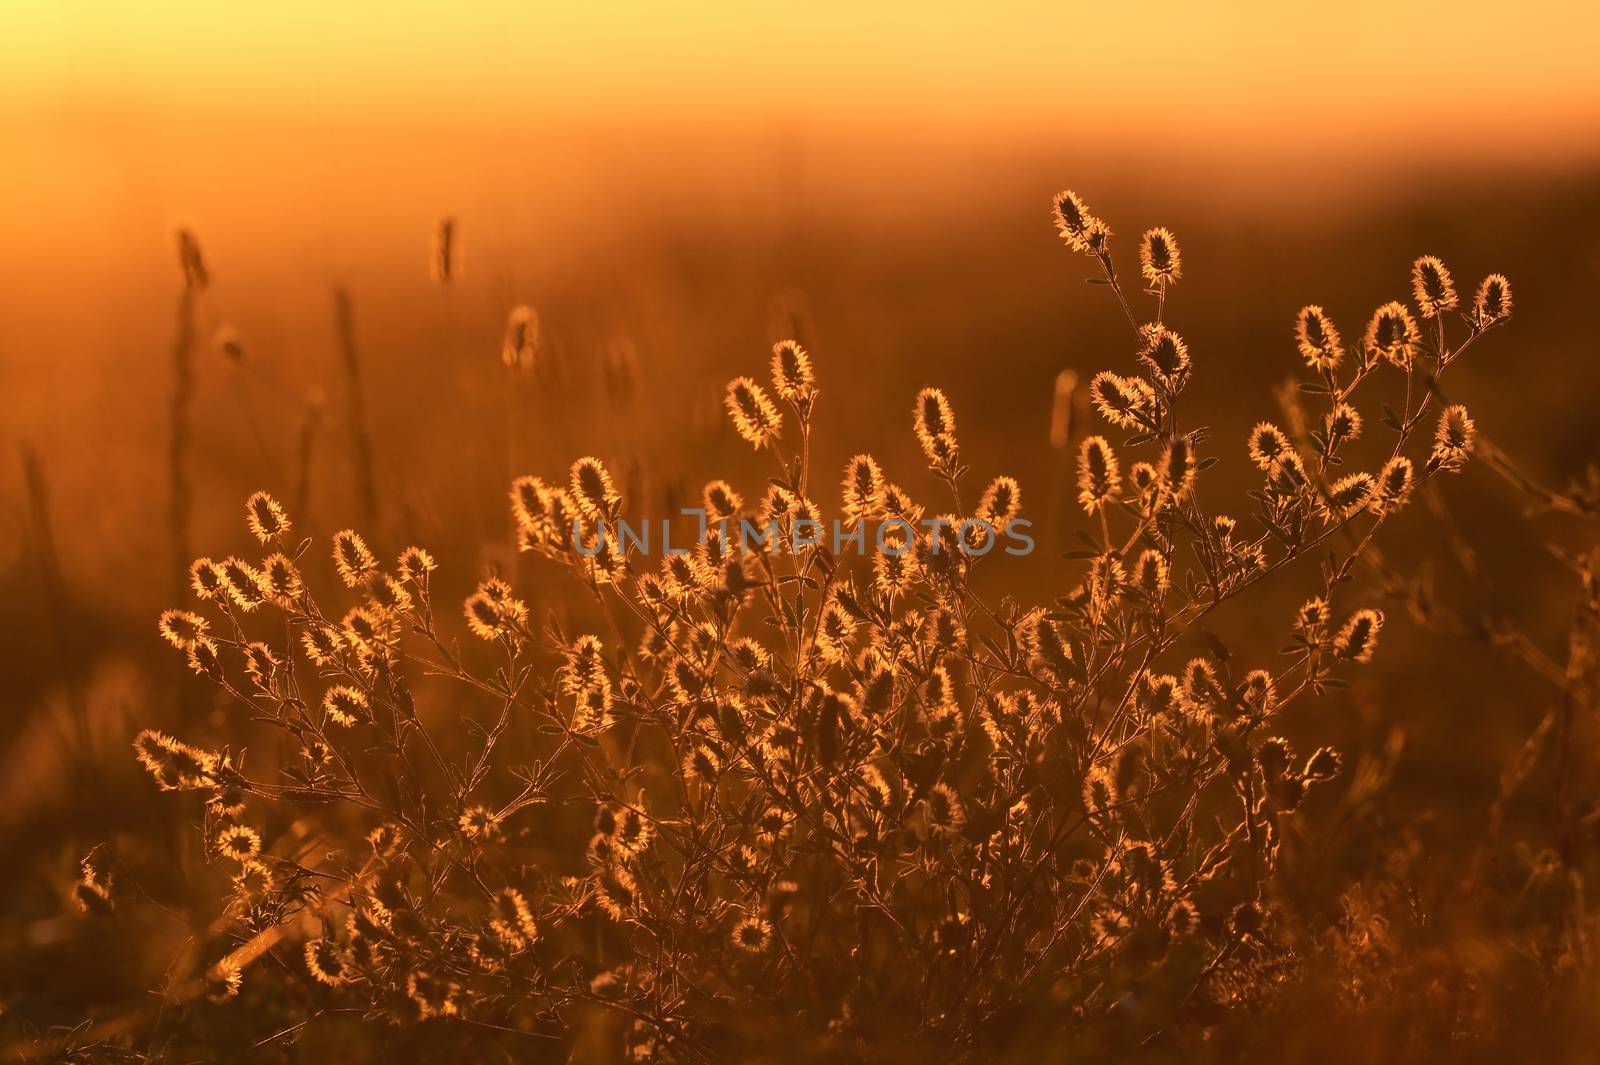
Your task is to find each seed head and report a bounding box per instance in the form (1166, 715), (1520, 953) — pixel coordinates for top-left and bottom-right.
(1295, 305), (1344, 370)
(1051, 189), (1101, 252)
(245, 491), (290, 544)
(1370, 456), (1416, 515)
(1411, 255), (1459, 318)
(842, 454), (884, 523)
(332, 530), (377, 588)
(1429, 404), (1476, 472)
(1334, 608), (1384, 662)
(502, 305), (539, 369)
(1076, 436), (1121, 514)
(570, 457), (621, 520)
(769, 339), (816, 403)
(913, 387), (958, 466)
(1139, 227), (1181, 285)
(725, 377), (783, 450)
(1473, 273), (1512, 327)
(1365, 302), (1420, 370)
(1138, 325), (1190, 390)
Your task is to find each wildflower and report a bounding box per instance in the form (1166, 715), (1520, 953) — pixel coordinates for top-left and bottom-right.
(873, 533), (921, 597)
(1089, 372), (1156, 430)
(219, 557), (267, 611)
(842, 454), (884, 523)
(1296, 305), (1344, 370)
(1248, 422), (1290, 471)
(1473, 273), (1512, 326)
(731, 914), (773, 953)
(1326, 403), (1362, 443)
(1167, 899), (1199, 937)
(459, 804), (502, 841)
(1241, 670), (1277, 715)
(725, 377), (783, 449)
(1322, 472), (1375, 519)
(1082, 762), (1118, 818)
(1267, 451), (1309, 495)
(769, 339), (816, 403)
(1138, 325), (1189, 389)
(1429, 404), (1476, 472)
(1334, 608), (1384, 662)
(594, 866), (637, 920)
(1076, 436), (1120, 514)
(241, 642), (277, 686)
(1159, 435), (1196, 501)
(1051, 189), (1101, 252)
(1180, 656), (1218, 700)
(406, 969), (460, 1017)
(490, 887), (538, 950)
(1411, 255), (1458, 318)
(1369, 456), (1416, 515)
(913, 387), (958, 466)
(261, 553), (302, 603)
(1132, 549), (1170, 596)
(604, 804), (655, 855)
(215, 825), (261, 862)
(570, 456), (620, 520)
(1304, 747), (1344, 780)
(302, 624), (343, 665)
(464, 579), (526, 640)
(189, 557), (225, 600)
(702, 479), (743, 521)
(232, 860), (274, 896)
(368, 823), (403, 856)
(397, 546), (436, 583)
(187, 636), (223, 680)
(879, 482), (925, 524)
(368, 573), (412, 615)
(1295, 596), (1331, 638)
(683, 741), (723, 782)
(816, 600), (856, 665)
(341, 605), (386, 653)
(244, 491), (290, 544)
(978, 475), (1022, 531)
(502, 305), (539, 369)
(924, 782), (966, 835)
(1139, 227), (1181, 285)
(332, 530), (377, 588)
(1365, 301), (1420, 369)
(158, 609), (208, 650)
(323, 685), (369, 727)
(572, 678), (613, 733)
(305, 939), (349, 986)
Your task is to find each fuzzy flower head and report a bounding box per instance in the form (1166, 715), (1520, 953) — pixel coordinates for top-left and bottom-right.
(244, 491), (291, 544)
(1366, 301), (1421, 369)
(1051, 189), (1103, 253)
(1295, 305), (1344, 371)
(1139, 227), (1181, 285)
(1473, 273), (1512, 327)
(725, 377), (783, 450)
(913, 387), (959, 467)
(1411, 255), (1459, 318)
(769, 339), (816, 404)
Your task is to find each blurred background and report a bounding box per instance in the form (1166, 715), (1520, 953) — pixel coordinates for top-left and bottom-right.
(2, 1), (1599, 1053)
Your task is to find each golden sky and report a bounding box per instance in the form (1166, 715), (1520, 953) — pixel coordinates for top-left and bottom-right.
(6, 0), (1599, 153)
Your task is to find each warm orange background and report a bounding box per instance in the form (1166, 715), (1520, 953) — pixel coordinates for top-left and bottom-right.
(2, 7), (1599, 1049)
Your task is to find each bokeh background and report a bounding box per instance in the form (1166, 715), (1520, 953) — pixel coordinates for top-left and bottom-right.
(2, 2), (1599, 1056)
